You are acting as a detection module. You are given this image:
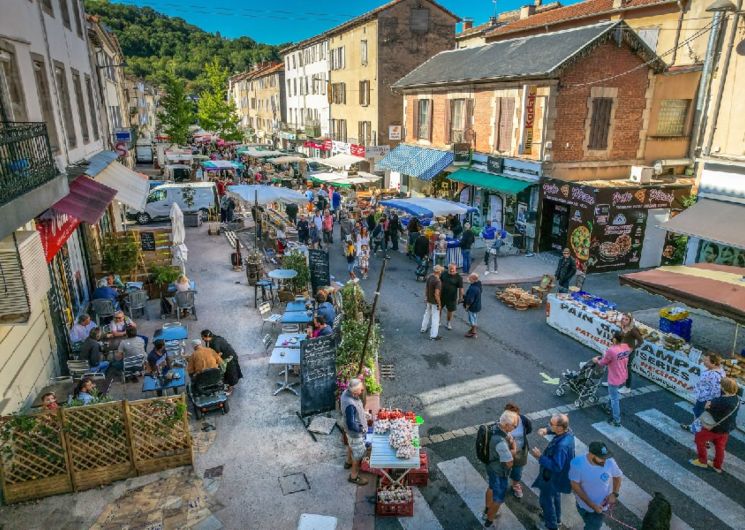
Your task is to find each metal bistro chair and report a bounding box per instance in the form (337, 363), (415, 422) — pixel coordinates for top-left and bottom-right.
(262, 333), (273, 355)
(127, 289), (148, 320)
(175, 290), (198, 320)
(121, 355), (146, 383)
(67, 360), (92, 379)
(332, 313), (343, 331)
(91, 298), (116, 326)
(259, 302), (282, 333)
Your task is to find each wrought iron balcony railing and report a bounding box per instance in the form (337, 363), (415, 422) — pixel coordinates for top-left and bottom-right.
(0, 122), (59, 207)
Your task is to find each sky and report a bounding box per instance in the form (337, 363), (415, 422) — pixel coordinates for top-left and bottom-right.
(113, 0), (580, 45)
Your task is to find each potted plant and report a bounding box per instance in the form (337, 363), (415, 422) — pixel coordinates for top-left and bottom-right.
(149, 265), (182, 298)
(281, 251), (310, 295)
(101, 235), (139, 281)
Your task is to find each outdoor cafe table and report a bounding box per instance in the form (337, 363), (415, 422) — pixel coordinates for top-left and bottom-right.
(269, 347), (301, 396)
(154, 325), (188, 341)
(369, 425), (421, 487)
(142, 368), (186, 395)
(268, 268), (297, 291)
(282, 310), (313, 325)
(275, 332), (306, 349)
(285, 300), (309, 312)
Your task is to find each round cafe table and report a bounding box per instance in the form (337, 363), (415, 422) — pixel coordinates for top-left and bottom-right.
(268, 268), (298, 293)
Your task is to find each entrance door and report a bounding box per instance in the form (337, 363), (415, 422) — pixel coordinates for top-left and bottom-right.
(550, 204), (569, 252)
(488, 194), (503, 229)
(639, 208), (670, 268)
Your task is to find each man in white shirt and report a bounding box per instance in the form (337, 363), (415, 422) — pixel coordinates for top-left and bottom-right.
(69, 314), (96, 344)
(569, 441), (623, 530)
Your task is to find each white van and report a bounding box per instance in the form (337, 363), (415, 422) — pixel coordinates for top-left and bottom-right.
(128, 182), (218, 225)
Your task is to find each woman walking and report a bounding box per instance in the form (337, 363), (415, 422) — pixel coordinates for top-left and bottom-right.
(681, 352), (725, 432)
(593, 332), (631, 427)
(345, 237), (357, 281)
(690, 377), (740, 473)
(322, 209), (334, 244)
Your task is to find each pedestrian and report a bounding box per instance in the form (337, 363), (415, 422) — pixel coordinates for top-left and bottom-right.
(569, 441), (623, 530)
(341, 378), (369, 486)
(681, 352), (725, 432)
(312, 210), (323, 249)
(407, 217), (421, 257)
(690, 377), (741, 473)
(460, 222), (475, 273)
(482, 410), (519, 527)
(200, 330), (243, 395)
(366, 210), (376, 232)
(332, 188), (342, 219)
(286, 202), (298, 225)
(555, 248), (577, 292)
(531, 413), (575, 530)
(503, 402), (533, 499)
(315, 292), (336, 327)
(484, 230), (506, 276)
(440, 262), (463, 330)
(463, 272), (483, 338)
(593, 332), (631, 427)
(450, 214), (463, 239)
(387, 213), (402, 252)
(619, 313), (643, 394)
(413, 232), (430, 267)
(420, 264), (443, 341)
(434, 233), (447, 267)
(358, 243), (370, 279)
(340, 211), (354, 242)
(371, 218), (385, 256)
(356, 226), (370, 256)
(345, 236), (357, 280)
(296, 214), (310, 245)
(322, 209), (334, 244)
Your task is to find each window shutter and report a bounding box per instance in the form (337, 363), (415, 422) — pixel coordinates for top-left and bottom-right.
(412, 99), (419, 139)
(428, 99), (433, 141)
(445, 100), (452, 144)
(342, 83), (346, 104)
(498, 98), (515, 152)
(465, 99), (474, 132)
(494, 97), (502, 151)
(589, 97), (613, 149)
(359, 81), (364, 105)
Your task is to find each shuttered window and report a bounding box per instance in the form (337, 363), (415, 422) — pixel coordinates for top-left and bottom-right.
(449, 99), (466, 143)
(588, 97), (613, 150)
(416, 99), (431, 140)
(495, 97), (515, 152)
(359, 80), (370, 106)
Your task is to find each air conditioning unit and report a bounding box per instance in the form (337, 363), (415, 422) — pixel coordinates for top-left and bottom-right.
(629, 165), (654, 184)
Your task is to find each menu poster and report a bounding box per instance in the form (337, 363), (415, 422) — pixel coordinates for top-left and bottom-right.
(308, 249), (330, 294)
(300, 332), (338, 417)
(140, 231), (156, 251)
(590, 209), (647, 272)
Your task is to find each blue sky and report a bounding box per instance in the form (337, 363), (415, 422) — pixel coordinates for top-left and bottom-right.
(114, 0), (579, 45)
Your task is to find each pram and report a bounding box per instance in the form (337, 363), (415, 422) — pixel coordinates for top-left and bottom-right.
(415, 257), (430, 281)
(555, 360), (605, 407)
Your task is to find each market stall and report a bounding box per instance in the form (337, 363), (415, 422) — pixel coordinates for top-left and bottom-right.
(546, 262), (745, 431)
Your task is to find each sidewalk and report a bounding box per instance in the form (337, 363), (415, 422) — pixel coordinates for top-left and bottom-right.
(0, 224), (357, 530)
(470, 252), (557, 286)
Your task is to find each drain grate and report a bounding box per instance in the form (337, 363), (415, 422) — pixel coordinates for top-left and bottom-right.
(380, 364), (395, 379)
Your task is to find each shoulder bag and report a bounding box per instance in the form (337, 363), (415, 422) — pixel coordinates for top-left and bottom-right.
(699, 399), (740, 430)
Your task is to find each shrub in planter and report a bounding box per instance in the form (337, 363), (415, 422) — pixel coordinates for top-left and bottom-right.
(149, 265), (182, 296)
(281, 251), (310, 293)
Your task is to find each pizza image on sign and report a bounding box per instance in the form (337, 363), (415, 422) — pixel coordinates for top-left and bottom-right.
(570, 225), (591, 261)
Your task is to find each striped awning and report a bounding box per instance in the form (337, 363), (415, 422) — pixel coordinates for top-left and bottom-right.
(376, 144), (454, 181)
(51, 176), (117, 224)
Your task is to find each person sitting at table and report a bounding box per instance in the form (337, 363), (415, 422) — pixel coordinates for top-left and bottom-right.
(307, 314), (333, 338)
(72, 377), (98, 405)
(41, 392), (59, 411)
(187, 339), (223, 378)
(201, 330), (243, 395)
(146, 339), (171, 377)
(69, 313), (96, 344)
(114, 326), (147, 380)
(92, 274), (121, 310)
(80, 328), (110, 373)
(315, 292), (336, 328)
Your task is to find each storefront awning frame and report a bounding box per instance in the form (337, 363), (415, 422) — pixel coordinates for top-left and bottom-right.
(376, 144), (454, 181)
(448, 168), (533, 195)
(51, 176), (117, 225)
(659, 197), (745, 251)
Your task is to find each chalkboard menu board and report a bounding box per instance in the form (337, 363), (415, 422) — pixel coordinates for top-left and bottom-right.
(300, 332), (337, 417)
(308, 249), (330, 294)
(140, 231), (156, 251)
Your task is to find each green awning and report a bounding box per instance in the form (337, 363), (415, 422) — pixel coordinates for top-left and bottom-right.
(448, 168), (533, 194)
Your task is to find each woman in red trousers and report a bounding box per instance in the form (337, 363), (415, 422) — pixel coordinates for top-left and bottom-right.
(690, 377), (740, 473)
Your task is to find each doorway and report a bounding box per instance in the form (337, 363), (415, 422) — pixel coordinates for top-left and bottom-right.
(540, 201), (569, 252)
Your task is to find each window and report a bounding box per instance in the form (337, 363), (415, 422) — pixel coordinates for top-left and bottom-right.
(494, 97), (515, 152)
(293, 78), (297, 96)
(361, 40), (368, 66)
(331, 47), (345, 70)
(59, 0), (71, 29)
(71, 70), (89, 143)
(358, 121), (372, 146)
(85, 75), (99, 140)
(33, 57), (59, 152)
(332, 119), (347, 142)
(71, 0), (83, 37)
(331, 83), (346, 104)
(447, 98), (472, 143)
(587, 97), (613, 150)
(0, 47), (28, 121)
(147, 189), (166, 203)
(414, 99), (432, 141)
(656, 99), (690, 136)
(41, 0), (54, 16)
(359, 80), (370, 106)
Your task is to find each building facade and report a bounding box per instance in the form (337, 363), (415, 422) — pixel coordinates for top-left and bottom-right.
(230, 63), (286, 147)
(125, 77), (159, 144)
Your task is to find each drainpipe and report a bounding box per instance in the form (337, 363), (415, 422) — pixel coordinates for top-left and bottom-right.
(703, 1), (742, 156)
(688, 11), (726, 162)
(670, 0), (687, 65)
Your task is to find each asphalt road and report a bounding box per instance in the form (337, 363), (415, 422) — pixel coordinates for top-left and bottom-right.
(323, 236), (745, 530)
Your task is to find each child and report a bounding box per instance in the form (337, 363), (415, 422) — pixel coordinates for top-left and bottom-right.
(358, 243), (370, 279)
(434, 233), (448, 267)
(345, 237), (357, 280)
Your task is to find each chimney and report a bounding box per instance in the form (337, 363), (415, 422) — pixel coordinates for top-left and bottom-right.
(534, 0), (542, 6)
(612, 0), (625, 7)
(520, 5), (536, 19)
(462, 17), (474, 31)
(489, 16), (498, 26)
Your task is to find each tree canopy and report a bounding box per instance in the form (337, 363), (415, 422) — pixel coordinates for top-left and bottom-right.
(157, 70), (196, 144)
(84, 0), (285, 93)
(196, 59), (242, 141)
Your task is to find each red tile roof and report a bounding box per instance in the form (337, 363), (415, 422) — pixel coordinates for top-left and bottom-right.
(485, 0), (677, 39)
(456, 2), (562, 40)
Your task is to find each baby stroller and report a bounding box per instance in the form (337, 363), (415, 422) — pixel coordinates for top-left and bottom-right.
(555, 360), (605, 407)
(187, 368), (230, 419)
(415, 257), (431, 281)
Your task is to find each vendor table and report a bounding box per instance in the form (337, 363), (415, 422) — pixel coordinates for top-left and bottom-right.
(369, 426), (421, 487)
(282, 310), (313, 324)
(269, 347), (301, 395)
(142, 368), (186, 395)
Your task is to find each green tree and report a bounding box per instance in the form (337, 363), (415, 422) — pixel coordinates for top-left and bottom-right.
(196, 59), (242, 141)
(157, 70), (195, 145)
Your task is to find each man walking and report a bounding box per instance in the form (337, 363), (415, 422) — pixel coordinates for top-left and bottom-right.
(463, 273), (482, 338)
(569, 442), (623, 530)
(460, 222), (475, 273)
(440, 263), (463, 330)
(483, 410), (519, 527)
(531, 414), (575, 530)
(421, 265), (443, 341)
(555, 248), (577, 292)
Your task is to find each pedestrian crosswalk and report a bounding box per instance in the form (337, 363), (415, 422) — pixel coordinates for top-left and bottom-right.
(385, 404), (744, 529)
(674, 401), (745, 444)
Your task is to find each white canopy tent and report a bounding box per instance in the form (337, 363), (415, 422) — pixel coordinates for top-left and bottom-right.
(227, 184), (307, 205)
(314, 153), (366, 169)
(379, 197), (477, 218)
(267, 156), (307, 165)
(241, 148), (284, 158)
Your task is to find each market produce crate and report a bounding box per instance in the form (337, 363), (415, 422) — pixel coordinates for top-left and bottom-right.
(360, 456), (384, 477)
(407, 451), (429, 487)
(659, 317), (692, 342)
(659, 306), (690, 321)
(376, 485), (414, 517)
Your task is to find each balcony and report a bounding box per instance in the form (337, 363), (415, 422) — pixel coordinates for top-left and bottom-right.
(305, 123), (321, 138)
(0, 122), (67, 240)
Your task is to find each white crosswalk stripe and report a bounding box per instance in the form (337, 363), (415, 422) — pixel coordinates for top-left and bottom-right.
(437, 456), (525, 528)
(398, 486), (444, 530)
(674, 401), (745, 444)
(637, 408), (745, 483)
(593, 420), (745, 529)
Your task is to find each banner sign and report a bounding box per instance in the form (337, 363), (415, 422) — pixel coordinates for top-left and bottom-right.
(36, 212), (81, 263)
(388, 125), (402, 141)
(520, 85), (538, 155)
(322, 139), (333, 151)
(365, 145), (390, 159)
(332, 141), (350, 155)
(304, 140), (330, 151)
(350, 144), (365, 157)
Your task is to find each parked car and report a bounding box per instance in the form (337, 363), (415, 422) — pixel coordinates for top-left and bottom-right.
(127, 182), (218, 225)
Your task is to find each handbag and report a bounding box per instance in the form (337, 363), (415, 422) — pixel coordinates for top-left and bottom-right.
(698, 400), (740, 431)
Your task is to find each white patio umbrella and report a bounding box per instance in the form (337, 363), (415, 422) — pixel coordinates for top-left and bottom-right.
(227, 184), (307, 205)
(320, 153), (366, 169)
(170, 202), (187, 273)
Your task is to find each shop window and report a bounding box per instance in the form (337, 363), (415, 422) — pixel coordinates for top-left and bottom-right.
(448, 98), (473, 144)
(359, 80), (370, 106)
(415, 99), (432, 141)
(656, 99), (690, 137)
(59, 0), (71, 30)
(33, 57), (60, 152)
(494, 97), (515, 153)
(0, 46), (28, 121)
(72, 70), (89, 143)
(587, 97), (613, 150)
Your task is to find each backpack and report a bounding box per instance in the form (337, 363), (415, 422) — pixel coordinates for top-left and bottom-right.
(476, 424), (506, 464)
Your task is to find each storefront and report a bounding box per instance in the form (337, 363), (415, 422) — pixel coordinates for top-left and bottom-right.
(539, 178), (693, 273)
(376, 144), (454, 196)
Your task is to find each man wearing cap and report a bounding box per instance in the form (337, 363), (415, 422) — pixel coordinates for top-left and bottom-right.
(569, 442), (623, 530)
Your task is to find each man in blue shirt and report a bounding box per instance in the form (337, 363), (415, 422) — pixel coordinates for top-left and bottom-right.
(92, 274), (120, 308)
(315, 292), (336, 328)
(331, 189), (342, 219)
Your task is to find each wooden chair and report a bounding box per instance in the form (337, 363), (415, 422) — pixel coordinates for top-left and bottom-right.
(531, 274), (554, 302)
(259, 302), (281, 333)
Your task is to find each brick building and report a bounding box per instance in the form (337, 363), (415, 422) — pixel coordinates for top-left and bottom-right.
(383, 21), (692, 271)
